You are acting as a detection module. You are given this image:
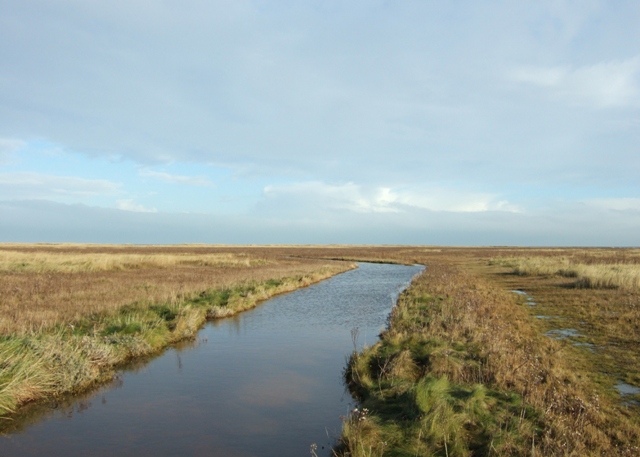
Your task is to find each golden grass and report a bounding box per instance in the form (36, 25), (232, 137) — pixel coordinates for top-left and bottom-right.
(0, 246), (351, 335)
(497, 256), (640, 290)
(0, 250), (270, 273)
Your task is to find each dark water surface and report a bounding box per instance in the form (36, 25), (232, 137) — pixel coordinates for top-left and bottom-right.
(0, 263), (423, 457)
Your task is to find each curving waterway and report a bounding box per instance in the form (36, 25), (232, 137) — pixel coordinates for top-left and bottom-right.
(0, 262), (424, 457)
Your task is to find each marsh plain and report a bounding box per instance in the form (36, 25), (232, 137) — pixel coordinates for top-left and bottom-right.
(1, 244), (639, 456)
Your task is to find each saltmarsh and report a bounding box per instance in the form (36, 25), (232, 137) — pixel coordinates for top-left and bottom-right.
(483, 251), (640, 410)
(334, 247), (640, 456)
(3, 244), (640, 456)
(0, 244), (354, 419)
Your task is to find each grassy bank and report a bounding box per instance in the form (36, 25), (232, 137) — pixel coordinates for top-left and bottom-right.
(0, 245), (354, 420)
(336, 260), (640, 456)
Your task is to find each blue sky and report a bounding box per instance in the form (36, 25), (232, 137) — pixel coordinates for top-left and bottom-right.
(1, 0), (639, 245)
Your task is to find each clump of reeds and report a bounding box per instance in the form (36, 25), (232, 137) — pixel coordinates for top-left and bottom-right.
(498, 256), (640, 290)
(0, 250), (270, 273)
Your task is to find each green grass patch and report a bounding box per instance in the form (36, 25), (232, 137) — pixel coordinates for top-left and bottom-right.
(341, 339), (542, 457)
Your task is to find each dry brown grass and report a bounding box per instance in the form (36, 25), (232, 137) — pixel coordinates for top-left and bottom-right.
(0, 249), (271, 273)
(0, 245), (351, 335)
(495, 255), (640, 290)
(301, 246), (640, 456)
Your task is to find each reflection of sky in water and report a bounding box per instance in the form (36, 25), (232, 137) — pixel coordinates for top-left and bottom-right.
(510, 290), (536, 305)
(0, 262), (423, 457)
(544, 328), (582, 340)
(616, 382), (640, 396)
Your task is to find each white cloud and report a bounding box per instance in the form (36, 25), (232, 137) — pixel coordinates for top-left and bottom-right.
(139, 170), (216, 187)
(390, 188), (522, 213)
(510, 66), (568, 87)
(585, 198), (640, 211)
(0, 138), (26, 163)
(511, 57), (640, 107)
(263, 182), (398, 214)
(262, 181), (521, 215)
(3, 196), (638, 247)
(116, 199), (157, 213)
(0, 172), (121, 200)
(0, 2), (639, 247)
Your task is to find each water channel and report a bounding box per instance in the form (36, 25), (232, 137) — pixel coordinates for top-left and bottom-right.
(0, 262), (424, 457)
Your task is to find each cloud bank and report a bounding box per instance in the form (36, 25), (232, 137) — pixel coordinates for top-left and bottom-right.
(0, 1), (638, 245)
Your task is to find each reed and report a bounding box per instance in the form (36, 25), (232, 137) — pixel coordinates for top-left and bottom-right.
(497, 256), (640, 290)
(0, 250), (270, 273)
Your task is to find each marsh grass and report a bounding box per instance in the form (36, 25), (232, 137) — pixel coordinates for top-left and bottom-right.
(482, 258), (640, 400)
(496, 256), (640, 290)
(0, 246), (353, 335)
(0, 250), (270, 273)
(337, 261), (640, 456)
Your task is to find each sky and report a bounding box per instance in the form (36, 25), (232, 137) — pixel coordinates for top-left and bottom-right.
(1, 0), (639, 245)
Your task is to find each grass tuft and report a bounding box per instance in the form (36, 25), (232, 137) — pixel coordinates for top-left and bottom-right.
(498, 256), (640, 290)
(336, 260), (640, 456)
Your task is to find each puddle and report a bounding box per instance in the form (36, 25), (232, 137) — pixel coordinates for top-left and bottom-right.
(616, 382), (640, 406)
(616, 382), (640, 396)
(535, 315), (551, 320)
(544, 328), (581, 340)
(509, 289), (537, 306)
(572, 341), (596, 352)
(510, 290), (536, 306)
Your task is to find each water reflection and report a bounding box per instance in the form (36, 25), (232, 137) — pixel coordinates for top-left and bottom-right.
(0, 262), (424, 457)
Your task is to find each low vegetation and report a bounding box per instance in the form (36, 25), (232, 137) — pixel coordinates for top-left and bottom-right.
(495, 255), (640, 290)
(0, 249), (271, 273)
(0, 246), (354, 335)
